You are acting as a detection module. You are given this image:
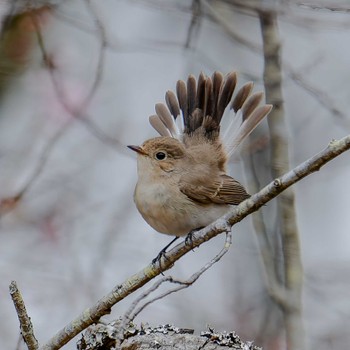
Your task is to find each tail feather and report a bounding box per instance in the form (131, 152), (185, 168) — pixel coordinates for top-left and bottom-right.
(211, 71), (224, 120)
(225, 104), (273, 157)
(150, 71), (272, 157)
(187, 74), (197, 120)
(231, 82), (254, 112)
(176, 80), (188, 122)
(165, 90), (180, 119)
(204, 77), (213, 121)
(216, 72), (237, 123)
(155, 103), (179, 138)
(242, 91), (264, 120)
(149, 115), (171, 137)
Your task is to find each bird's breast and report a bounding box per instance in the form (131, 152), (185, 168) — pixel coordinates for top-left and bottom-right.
(134, 180), (230, 236)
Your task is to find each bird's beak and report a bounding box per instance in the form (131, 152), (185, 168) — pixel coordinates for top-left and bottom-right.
(127, 145), (147, 155)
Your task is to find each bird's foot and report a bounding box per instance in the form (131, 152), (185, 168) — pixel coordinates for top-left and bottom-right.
(185, 227), (203, 249)
(152, 236), (179, 265)
(185, 232), (194, 248)
(152, 249), (168, 265)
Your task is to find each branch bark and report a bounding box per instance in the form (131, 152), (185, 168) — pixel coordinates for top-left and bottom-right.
(78, 323), (261, 350)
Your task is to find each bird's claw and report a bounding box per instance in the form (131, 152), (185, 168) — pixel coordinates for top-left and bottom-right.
(152, 248), (170, 265)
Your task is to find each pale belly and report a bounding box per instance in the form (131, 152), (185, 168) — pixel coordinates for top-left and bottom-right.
(134, 182), (230, 236)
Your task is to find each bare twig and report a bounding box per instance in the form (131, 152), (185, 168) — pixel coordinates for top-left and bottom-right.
(9, 281), (39, 350)
(80, 0), (107, 109)
(185, 0), (201, 48)
(201, 0), (260, 52)
(296, 1), (350, 13)
(31, 1), (105, 113)
(0, 120), (72, 219)
(31, 2), (126, 149)
(123, 231), (232, 329)
(287, 66), (350, 130)
(38, 134), (350, 350)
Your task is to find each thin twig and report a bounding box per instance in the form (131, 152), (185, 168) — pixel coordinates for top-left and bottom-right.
(31, 4), (125, 149)
(9, 281), (39, 350)
(201, 0), (260, 52)
(80, 0), (107, 109)
(185, 0), (201, 48)
(287, 65), (350, 130)
(118, 275), (173, 344)
(124, 231), (232, 327)
(296, 1), (350, 13)
(38, 134), (350, 350)
(118, 231), (232, 346)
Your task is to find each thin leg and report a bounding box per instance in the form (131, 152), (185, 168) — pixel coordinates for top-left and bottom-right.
(152, 236), (179, 265)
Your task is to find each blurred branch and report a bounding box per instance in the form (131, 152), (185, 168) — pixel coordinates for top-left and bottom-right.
(37, 133), (350, 350)
(9, 281), (39, 350)
(244, 151), (285, 303)
(80, 0), (106, 108)
(185, 0), (202, 48)
(0, 1), (126, 217)
(295, 1), (350, 13)
(31, 2), (102, 118)
(201, 0), (260, 52)
(288, 66), (350, 130)
(31, 1), (126, 150)
(0, 5), (49, 98)
(0, 83), (69, 215)
(260, 10), (304, 350)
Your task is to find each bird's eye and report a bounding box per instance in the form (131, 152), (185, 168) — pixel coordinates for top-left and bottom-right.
(155, 151), (167, 160)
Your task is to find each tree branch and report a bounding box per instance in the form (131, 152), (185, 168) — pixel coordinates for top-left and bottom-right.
(260, 10), (305, 350)
(9, 281), (39, 350)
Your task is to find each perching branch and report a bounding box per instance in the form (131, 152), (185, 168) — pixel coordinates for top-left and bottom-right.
(36, 134), (350, 350)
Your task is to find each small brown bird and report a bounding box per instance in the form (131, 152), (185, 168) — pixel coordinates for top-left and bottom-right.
(128, 71), (272, 240)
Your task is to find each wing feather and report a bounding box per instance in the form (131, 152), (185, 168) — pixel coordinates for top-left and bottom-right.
(179, 173), (250, 205)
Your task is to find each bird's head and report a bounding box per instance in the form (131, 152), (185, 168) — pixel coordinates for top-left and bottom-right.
(128, 137), (187, 175)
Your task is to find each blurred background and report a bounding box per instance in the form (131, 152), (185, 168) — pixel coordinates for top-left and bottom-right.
(0, 1), (350, 349)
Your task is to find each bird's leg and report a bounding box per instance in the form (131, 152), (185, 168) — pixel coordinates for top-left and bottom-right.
(152, 236), (179, 265)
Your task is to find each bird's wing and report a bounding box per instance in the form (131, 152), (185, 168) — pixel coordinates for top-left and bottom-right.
(179, 173), (250, 205)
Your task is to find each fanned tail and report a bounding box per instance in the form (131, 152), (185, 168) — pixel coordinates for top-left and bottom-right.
(149, 71), (272, 157)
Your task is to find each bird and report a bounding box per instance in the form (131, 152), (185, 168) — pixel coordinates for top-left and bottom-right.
(128, 71), (272, 252)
